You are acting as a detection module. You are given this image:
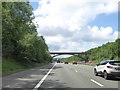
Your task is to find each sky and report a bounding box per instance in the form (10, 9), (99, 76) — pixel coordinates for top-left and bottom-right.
(30, 0), (119, 58)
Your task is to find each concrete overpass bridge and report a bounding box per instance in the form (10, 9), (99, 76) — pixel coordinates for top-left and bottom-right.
(50, 51), (91, 62)
(50, 52), (84, 57)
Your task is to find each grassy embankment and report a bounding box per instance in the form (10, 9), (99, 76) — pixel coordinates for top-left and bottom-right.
(2, 58), (49, 76)
(0, 60), (2, 77)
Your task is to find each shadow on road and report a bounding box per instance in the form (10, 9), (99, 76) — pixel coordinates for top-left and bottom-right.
(39, 79), (71, 88)
(108, 77), (120, 81)
(2, 63), (64, 88)
(97, 75), (120, 81)
(53, 66), (63, 70)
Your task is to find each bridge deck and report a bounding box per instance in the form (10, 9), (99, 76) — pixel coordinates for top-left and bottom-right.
(50, 52), (84, 54)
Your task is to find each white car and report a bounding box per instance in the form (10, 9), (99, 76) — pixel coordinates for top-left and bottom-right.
(94, 60), (120, 79)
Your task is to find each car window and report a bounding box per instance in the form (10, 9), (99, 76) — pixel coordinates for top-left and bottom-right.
(109, 61), (120, 66)
(100, 60), (108, 65)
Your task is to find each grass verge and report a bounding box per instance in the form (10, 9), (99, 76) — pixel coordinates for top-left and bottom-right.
(2, 58), (49, 76)
(0, 60), (2, 77)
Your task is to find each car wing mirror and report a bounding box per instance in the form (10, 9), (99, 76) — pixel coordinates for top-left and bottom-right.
(97, 63), (100, 66)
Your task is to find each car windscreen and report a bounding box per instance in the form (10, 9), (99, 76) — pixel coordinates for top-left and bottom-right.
(109, 61), (120, 66)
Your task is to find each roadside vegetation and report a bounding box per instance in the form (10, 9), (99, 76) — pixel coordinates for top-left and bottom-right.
(61, 39), (120, 65)
(2, 2), (52, 76)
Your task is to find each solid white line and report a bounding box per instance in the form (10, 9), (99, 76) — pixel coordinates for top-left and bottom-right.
(75, 70), (78, 72)
(91, 79), (104, 87)
(33, 63), (57, 89)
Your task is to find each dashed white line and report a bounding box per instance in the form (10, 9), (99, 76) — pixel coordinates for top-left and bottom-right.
(75, 70), (78, 72)
(33, 63), (57, 89)
(91, 79), (104, 87)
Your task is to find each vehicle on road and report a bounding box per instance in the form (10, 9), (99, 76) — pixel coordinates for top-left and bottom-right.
(64, 61), (68, 64)
(72, 61), (77, 64)
(94, 60), (120, 79)
(87, 60), (93, 65)
(57, 60), (60, 63)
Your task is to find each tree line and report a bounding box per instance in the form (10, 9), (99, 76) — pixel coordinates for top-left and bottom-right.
(61, 39), (120, 63)
(2, 2), (52, 66)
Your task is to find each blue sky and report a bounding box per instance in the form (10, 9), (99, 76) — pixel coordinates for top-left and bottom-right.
(30, 2), (39, 10)
(29, 0), (118, 56)
(89, 13), (118, 31)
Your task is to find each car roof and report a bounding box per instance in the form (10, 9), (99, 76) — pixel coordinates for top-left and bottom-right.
(101, 60), (119, 62)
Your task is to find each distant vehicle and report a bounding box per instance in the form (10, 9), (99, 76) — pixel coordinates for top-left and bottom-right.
(77, 62), (81, 64)
(72, 61), (77, 64)
(87, 61), (93, 65)
(57, 60), (60, 63)
(64, 61), (68, 64)
(94, 60), (120, 79)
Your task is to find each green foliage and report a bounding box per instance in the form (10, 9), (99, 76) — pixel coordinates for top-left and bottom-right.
(61, 39), (119, 63)
(2, 2), (52, 67)
(2, 58), (48, 76)
(2, 58), (26, 76)
(86, 39), (119, 62)
(62, 56), (80, 62)
(2, 2), (35, 58)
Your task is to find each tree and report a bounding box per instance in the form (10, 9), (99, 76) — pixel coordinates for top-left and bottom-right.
(2, 2), (52, 65)
(2, 2), (36, 58)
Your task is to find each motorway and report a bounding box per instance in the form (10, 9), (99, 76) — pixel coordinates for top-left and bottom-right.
(2, 62), (120, 89)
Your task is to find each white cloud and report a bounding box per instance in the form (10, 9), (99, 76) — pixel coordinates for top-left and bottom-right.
(96, 2), (118, 14)
(33, 0), (118, 54)
(90, 26), (114, 41)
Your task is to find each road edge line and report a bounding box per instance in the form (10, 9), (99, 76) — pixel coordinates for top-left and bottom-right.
(33, 63), (57, 89)
(75, 70), (78, 72)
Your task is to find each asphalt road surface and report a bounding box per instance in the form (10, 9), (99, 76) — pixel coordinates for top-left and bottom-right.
(2, 62), (120, 89)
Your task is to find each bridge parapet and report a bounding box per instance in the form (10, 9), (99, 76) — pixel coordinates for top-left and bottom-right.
(50, 51), (91, 62)
(50, 52), (83, 54)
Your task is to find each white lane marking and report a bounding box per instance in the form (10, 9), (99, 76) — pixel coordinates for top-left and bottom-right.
(75, 70), (78, 72)
(33, 63), (57, 89)
(91, 79), (103, 87)
(5, 85), (10, 88)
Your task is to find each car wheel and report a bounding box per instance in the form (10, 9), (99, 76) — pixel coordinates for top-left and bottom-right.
(103, 71), (109, 80)
(94, 69), (98, 76)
